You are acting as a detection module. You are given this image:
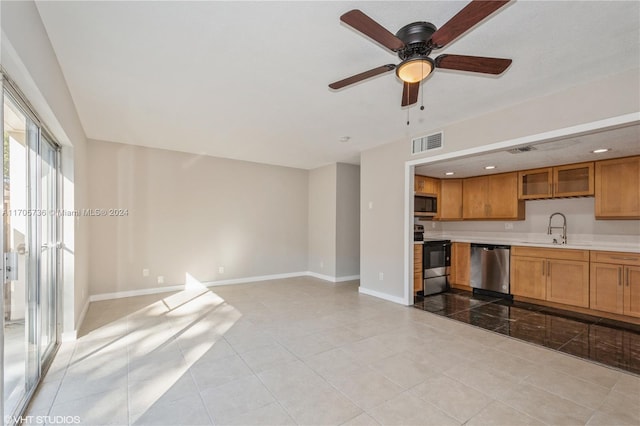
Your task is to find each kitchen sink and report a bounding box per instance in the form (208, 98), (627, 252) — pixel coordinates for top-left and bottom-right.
(519, 241), (592, 247)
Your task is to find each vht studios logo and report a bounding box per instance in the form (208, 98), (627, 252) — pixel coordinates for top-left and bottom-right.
(5, 415), (81, 425)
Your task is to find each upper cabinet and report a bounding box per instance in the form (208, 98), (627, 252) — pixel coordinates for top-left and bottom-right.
(555, 162), (594, 197)
(463, 172), (525, 220)
(415, 175), (439, 196)
(595, 156), (640, 219)
(416, 155), (635, 222)
(518, 162), (594, 200)
(437, 179), (463, 220)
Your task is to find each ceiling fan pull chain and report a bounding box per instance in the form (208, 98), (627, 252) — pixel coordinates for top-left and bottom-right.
(420, 62), (425, 111)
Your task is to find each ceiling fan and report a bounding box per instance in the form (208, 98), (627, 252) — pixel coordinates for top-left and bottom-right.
(329, 0), (513, 107)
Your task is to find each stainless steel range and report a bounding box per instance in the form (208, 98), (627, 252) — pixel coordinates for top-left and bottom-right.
(422, 239), (451, 296)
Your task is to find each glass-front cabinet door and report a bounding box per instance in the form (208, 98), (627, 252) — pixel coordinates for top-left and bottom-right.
(554, 162), (594, 197)
(518, 167), (552, 200)
(519, 163), (594, 200)
(2, 87), (60, 423)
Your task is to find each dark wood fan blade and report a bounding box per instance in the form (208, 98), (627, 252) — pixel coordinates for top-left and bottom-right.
(431, 0), (510, 48)
(435, 54), (512, 74)
(401, 82), (419, 107)
(340, 10), (405, 51)
(329, 64), (396, 89)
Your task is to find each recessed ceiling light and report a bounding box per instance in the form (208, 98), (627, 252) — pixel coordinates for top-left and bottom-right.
(339, 136), (351, 143)
(484, 166), (496, 170)
(592, 148), (610, 154)
(445, 172), (455, 176)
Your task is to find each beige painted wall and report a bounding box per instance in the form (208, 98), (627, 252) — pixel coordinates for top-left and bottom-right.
(361, 68), (640, 301)
(1, 0), (90, 335)
(336, 163), (360, 278)
(308, 163), (361, 279)
(308, 164), (337, 277)
(87, 139), (309, 296)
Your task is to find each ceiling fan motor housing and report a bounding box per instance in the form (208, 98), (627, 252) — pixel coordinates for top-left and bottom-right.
(396, 22), (437, 60)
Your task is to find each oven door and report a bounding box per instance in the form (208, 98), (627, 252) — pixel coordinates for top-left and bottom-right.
(423, 242), (451, 270)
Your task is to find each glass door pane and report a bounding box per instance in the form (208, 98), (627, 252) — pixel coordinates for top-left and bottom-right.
(39, 138), (57, 361)
(2, 94), (29, 418)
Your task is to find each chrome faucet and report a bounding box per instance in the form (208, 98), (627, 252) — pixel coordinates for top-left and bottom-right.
(548, 212), (567, 245)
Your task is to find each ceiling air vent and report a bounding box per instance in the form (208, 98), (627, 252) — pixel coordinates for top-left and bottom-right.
(412, 131), (443, 154)
(507, 145), (537, 154)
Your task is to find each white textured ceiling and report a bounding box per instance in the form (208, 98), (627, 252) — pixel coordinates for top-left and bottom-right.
(415, 123), (640, 178)
(35, 1), (640, 169)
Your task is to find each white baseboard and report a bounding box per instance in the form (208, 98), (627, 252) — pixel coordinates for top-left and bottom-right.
(89, 284), (185, 302)
(77, 296), (90, 329)
(87, 271), (361, 304)
(335, 274), (360, 282)
(63, 296), (91, 341)
(204, 271), (308, 287)
(306, 272), (360, 283)
(358, 286), (406, 305)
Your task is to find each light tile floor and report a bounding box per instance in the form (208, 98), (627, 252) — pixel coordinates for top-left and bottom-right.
(26, 277), (640, 425)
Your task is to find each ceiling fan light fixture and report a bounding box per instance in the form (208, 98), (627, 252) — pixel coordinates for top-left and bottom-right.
(396, 57), (434, 83)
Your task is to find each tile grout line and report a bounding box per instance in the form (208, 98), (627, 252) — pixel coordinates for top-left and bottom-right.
(225, 335), (299, 425)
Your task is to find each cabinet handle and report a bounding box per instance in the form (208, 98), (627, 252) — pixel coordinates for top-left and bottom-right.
(619, 267), (623, 286)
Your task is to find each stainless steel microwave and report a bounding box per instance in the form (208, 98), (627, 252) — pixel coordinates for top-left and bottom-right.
(415, 195), (437, 217)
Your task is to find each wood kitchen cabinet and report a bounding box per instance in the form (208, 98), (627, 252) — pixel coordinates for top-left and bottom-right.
(554, 162), (594, 197)
(590, 251), (640, 318)
(437, 179), (463, 220)
(415, 175), (440, 196)
(511, 255), (546, 299)
(414, 244), (423, 294)
(518, 162), (594, 200)
(511, 246), (590, 308)
(595, 156), (640, 219)
(462, 172), (524, 220)
(450, 242), (470, 288)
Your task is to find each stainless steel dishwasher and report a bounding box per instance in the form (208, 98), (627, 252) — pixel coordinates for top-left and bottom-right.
(470, 243), (511, 296)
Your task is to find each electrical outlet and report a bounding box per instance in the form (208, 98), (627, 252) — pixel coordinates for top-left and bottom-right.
(320, 261), (324, 269)
(157, 276), (164, 284)
(431, 222), (436, 229)
(218, 266), (224, 274)
(142, 268), (149, 277)
(378, 272), (384, 281)
(504, 222), (514, 230)
(368, 201), (373, 210)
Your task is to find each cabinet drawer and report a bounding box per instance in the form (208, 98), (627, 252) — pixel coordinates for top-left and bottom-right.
(590, 251), (640, 266)
(511, 246), (589, 262)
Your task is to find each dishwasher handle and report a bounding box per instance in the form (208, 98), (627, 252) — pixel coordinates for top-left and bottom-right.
(470, 243), (511, 250)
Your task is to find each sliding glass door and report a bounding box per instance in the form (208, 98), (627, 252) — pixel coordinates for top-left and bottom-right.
(39, 137), (59, 362)
(2, 92), (31, 421)
(2, 86), (61, 423)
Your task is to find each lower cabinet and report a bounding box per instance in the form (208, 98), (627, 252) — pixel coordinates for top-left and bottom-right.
(590, 251), (640, 318)
(450, 242), (470, 287)
(414, 244), (423, 294)
(510, 256), (546, 300)
(510, 246), (589, 308)
(546, 259), (590, 308)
